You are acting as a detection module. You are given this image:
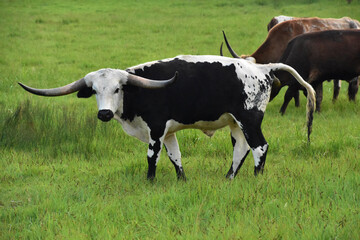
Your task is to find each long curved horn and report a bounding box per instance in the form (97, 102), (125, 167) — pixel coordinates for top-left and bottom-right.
(127, 71), (178, 89)
(18, 78), (87, 97)
(220, 42), (224, 56)
(222, 31), (240, 58)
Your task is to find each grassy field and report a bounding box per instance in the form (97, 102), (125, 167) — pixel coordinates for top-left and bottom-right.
(1, 0), (360, 239)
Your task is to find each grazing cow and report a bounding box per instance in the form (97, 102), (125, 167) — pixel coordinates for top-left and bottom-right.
(19, 55), (315, 180)
(221, 17), (360, 110)
(269, 30), (360, 114)
(266, 16), (360, 106)
(235, 17), (360, 64)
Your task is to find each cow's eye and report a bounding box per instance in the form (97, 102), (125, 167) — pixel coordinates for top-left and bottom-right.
(114, 88), (120, 94)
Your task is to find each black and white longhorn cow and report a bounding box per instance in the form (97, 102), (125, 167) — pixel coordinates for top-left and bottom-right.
(19, 55), (315, 180)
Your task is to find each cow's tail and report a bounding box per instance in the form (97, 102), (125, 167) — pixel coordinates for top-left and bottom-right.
(269, 63), (316, 142)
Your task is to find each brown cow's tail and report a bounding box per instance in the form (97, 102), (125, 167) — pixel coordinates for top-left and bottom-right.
(269, 63), (316, 142)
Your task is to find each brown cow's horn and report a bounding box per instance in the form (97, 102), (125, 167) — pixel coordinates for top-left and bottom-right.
(222, 31), (240, 58)
(127, 71), (178, 89)
(18, 78), (87, 97)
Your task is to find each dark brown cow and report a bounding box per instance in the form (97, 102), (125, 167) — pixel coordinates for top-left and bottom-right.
(270, 30), (360, 113)
(266, 16), (360, 107)
(248, 17), (360, 64)
(222, 17), (360, 110)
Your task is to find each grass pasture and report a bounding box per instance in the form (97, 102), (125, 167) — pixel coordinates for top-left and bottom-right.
(1, 0), (360, 239)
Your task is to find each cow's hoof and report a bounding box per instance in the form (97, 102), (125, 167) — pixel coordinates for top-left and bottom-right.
(254, 167), (264, 176)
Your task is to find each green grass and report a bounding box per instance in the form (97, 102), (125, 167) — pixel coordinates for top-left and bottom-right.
(1, 0), (360, 239)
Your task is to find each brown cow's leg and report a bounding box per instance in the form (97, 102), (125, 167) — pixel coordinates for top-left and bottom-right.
(294, 90), (300, 107)
(348, 76), (359, 101)
(333, 79), (341, 102)
(280, 85), (298, 115)
(315, 83), (323, 112)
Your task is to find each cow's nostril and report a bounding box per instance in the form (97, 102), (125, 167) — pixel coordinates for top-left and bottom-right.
(98, 109), (114, 122)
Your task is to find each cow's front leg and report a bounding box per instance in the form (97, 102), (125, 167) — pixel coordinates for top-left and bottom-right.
(147, 138), (164, 180)
(226, 124), (250, 179)
(164, 133), (186, 181)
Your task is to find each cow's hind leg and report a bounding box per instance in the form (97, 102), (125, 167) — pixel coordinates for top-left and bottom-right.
(294, 90), (300, 107)
(233, 111), (269, 176)
(226, 123), (250, 179)
(251, 141), (269, 176)
(333, 79), (341, 102)
(164, 133), (186, 180)
(314, 83), (323, 112)
(280, 85), (298, 115)
(348, 76), (359, 101)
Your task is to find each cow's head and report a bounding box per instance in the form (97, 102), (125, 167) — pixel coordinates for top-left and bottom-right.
(18, 68), (177, 122)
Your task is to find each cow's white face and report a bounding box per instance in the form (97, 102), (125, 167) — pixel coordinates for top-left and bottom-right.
(84, 69), (128, 122)
(80, 67), (177, 122)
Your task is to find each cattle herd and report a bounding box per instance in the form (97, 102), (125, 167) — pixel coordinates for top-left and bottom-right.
(222, 16), (360, 114)
(19, 16), (360, 181)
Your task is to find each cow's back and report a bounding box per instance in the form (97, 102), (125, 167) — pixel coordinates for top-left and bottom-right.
(253, 17), (360, 64)
(280, 30), (360, 83)
(123, 56), (274, 124)
(124, 57), (246, 124)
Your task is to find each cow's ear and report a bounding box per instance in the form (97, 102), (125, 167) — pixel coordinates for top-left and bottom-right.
(77, 87), (93, 98)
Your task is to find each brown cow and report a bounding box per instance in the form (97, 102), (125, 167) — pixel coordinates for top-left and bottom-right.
(249, 17), (360, 64)
(222, 17), (360, 110)
(269, 30), (360, 113)
(266, 16), (360, 107)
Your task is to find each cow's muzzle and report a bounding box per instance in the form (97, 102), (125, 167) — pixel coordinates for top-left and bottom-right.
(98, 109), (114, 122)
